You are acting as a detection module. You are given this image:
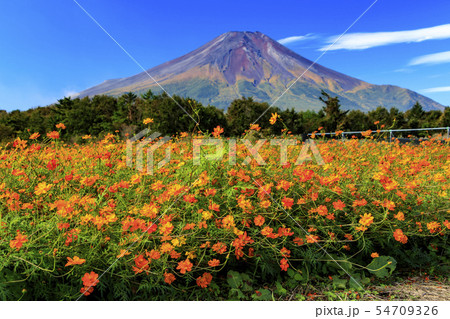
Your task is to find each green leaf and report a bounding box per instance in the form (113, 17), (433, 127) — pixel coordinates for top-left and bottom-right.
(332, 277), (347, 289)
(229, 288), (245, 300)
(252, 288), (272, 301)
(227, 270), (243, 289)
(367, 256), (397, 278)
(294, 273), (303, 281)
(348, 273), (364, 290)
(287, 268), (295, 278)
(275, 281), (287, 296)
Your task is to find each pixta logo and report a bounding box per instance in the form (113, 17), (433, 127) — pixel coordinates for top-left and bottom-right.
(126, 129), (171, 175)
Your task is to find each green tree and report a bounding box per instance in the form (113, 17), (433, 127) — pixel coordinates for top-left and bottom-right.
(368, 106), (390, 128)
(319, 91), (348, 131)
(226, 97), (273, 136)
(344, 110), (370, 131)
(404, 102), (424, 129)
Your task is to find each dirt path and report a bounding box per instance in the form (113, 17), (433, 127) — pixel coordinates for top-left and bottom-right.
(368, 277), (449, 301)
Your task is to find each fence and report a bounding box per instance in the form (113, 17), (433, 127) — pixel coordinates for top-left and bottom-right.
(308, 127), (450, 141)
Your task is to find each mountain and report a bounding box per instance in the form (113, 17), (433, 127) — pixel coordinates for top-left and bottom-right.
(78, 31), (444, 112)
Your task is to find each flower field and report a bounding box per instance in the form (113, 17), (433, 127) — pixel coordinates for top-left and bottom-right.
(0, 125), (449, 300)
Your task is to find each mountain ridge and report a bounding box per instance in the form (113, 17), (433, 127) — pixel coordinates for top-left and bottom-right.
(78, 31), (444, 112)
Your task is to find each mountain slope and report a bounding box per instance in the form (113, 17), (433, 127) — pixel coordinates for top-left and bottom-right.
(78, 31), (444, 112)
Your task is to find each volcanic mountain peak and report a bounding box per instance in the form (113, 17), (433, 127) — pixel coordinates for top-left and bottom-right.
(78, 31), (444, 112)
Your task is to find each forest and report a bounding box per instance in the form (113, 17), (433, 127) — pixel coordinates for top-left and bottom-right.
(1, 90), (449, 142)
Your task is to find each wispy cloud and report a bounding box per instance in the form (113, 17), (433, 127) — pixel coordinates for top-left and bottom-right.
(278, 33), (315, 45)
(320, 24), (450, 51)
(63, 90), (80, 98)
(421, 86), (450, 93)
(409, 51), (450, 66)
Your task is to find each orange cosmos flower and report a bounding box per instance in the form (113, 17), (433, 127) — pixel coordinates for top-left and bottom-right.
(164, 272), (176, 284)
(361, 130), (372, 137)
(249, 123), (261, 131)
(117, 249), (131, 258)
(293, 237), (304, 246)
(222, 215), (235, 229)
(47, 159), (58, 171)
(254, 215), (265, 226)
(160, 242), (174, 254)
(212, 242), (227, 254)
(55, 123), (66, 129)
(208, 259), (220, 267)
(444, 220), (450, 229)
(34, 182), (53, 195)
(81, 271), (99, 288)
(359, 213), (374, 227)
(176, 259), (193, 274)
(80, 286), (94, 296)
(261, 226), (273, 237)
(196, 272), (213, 288)
(332, 200), (346, 211)
(143, 118), (154, 125)
(393, 212), (405, 221)
(393, 229), (408, 244)
(208, 202), (220, 212)
(426, 222), (441, 234)
(306, 234), (319, 244)
(371, 252), (379, 258)
(46, 131), (60, 139)
(65, 256), (86, 267)
(29, 132), (40, 140)
(280, 247), (291, 258)
(133, 254), (150, 274)
(147, 249), (161, 260)
(269, 112), (279, 125)
(280, 258), (289, 271)
(82, 135), (91, 139)
(9, 231), (28, 251)
(212, 126), (224, 138)
(281, 197), (294, 209)
(316, 205), (328, 216)
(170, 250), (181, 259)
(352, 198), (367, 207)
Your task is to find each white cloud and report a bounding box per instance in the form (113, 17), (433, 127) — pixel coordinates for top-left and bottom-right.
(278, 33), (315, 45)
(421, 86), (450, 93)
(63, 90), (80, 98)
(321, 24), (450, 51)
(409, 51), (450, 66)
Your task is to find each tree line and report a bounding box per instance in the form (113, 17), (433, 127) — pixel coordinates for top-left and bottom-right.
(0, 90), (449, 142)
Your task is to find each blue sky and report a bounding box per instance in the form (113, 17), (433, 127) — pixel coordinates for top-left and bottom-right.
(1, 0), (450, 111)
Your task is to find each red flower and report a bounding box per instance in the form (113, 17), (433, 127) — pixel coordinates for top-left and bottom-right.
(208, 259), (220, 267)
(47, 159), (58, 171)
(147, 249), (161, 260)
(332, 200), (346, 211)
(133, 254), (150, 274)
(176, 259), (193, 274)
(46, 131), (60, 139)
(196, 272), (213, 288)
(208, 202), (220, 212)
(80, 286), (94, 296)
(280, 258), (289, 271)
(280, 247), (291, 257)
(164, 272), (176, 284)
(65, 256), (86, 267)
(81, 271), (99, 288)
(281, 197), (294, 209)
(9, 231), (28, 251)
(254, 215), (265, 226)
(212, 126), (224, 138)
(393, 229), (408, 244)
